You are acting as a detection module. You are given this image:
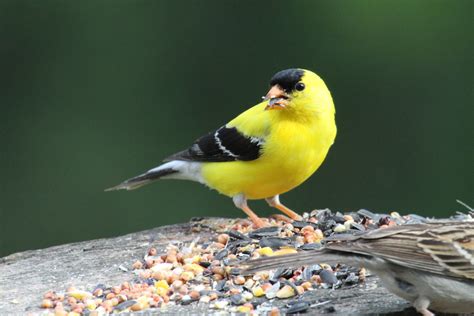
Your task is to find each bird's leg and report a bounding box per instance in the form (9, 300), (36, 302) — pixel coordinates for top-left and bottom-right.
(233, 194), (266, 228)
(413, 297), (433, 316)
(265, 195), (302, 220)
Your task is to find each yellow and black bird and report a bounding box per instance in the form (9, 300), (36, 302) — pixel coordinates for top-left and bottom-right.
(106, 68), (337, 227)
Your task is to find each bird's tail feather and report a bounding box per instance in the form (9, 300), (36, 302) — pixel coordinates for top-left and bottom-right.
(243, 250), (358, 274)
(105, 167), (178, 191)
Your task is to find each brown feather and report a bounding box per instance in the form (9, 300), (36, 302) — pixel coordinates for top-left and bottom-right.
(244, 221), (474, 280)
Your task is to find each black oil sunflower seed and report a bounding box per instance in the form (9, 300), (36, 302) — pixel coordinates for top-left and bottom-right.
(319, 269), (338, 285)
(215, 249), (229, 260)
(114, 300), (136, 311)
(259, 237), (292, 249)
(226, 230), (252, 241)
(248, 226), (281, 238)
(299, 242), (322, 251)
(286, 301), (310, 314)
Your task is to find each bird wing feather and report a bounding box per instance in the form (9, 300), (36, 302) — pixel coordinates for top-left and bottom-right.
(164, 125), (264, 162)
(327, 222), (474, 279)
(244, 222), (474, 280)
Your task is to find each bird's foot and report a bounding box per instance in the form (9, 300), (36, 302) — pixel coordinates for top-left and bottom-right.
(413, 297), (433, 316)
(250, 217), (268, 228)
(417, 309), (434, 316)
(279, 207), (303, 221)
(265, 196), (303, 221)
(233, 194), (269, 228)
(269, 214), (293, 223)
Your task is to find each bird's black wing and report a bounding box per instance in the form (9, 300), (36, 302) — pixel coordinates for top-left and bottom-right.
(164, 126), (264, 162)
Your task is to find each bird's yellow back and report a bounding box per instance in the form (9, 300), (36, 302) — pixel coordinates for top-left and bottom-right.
(202, 70), (336, 199)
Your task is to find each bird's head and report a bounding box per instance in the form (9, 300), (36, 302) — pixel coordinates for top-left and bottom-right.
(264, 68), (334, 116)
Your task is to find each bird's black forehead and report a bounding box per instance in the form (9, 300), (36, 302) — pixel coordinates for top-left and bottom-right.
(269, 68), (304, 91)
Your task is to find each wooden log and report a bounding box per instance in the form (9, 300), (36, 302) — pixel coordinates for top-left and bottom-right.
(0, 218), (413, 314)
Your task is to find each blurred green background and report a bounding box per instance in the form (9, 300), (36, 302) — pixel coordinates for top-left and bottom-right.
(0, 1), (472, 257)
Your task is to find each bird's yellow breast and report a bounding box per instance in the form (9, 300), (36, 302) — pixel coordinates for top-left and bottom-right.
(201, 113), (336, 199)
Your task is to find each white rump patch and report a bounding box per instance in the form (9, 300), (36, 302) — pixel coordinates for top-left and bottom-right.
(149, 160), (204, 183)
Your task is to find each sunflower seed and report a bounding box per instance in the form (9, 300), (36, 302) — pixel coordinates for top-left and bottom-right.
(299, 242), (322, 251)
(227, 230), (251, 241)
(248, 226), (281, 238)
(215, 249), (229, 260)
(286, 301), (310, 314)
(320, 269), (338, 285)
(259, 237), (292, 249)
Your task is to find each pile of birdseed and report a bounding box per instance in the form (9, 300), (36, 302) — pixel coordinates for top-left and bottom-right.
(39, 209), (424, 315)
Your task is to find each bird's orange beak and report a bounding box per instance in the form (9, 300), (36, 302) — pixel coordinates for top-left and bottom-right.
(264, 85), (289, 110)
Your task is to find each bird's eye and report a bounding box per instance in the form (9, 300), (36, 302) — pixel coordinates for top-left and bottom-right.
(295, 82), (305, 91)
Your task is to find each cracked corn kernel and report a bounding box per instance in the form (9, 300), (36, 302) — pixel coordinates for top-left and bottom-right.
(180, 271), (194, 281)
(183, 263), (204, 273)
(257, 247), (273, 256)
(155, 287), (168, 296)
(276, 285), (295, 298)
(67, 290), (92, 300)
(237, 305), (252, 313)
(252, 286), (265, 297)
(85, 301), (97, 311)
(334, 224), (347, 233)
(154, 280), (169, 290)
(273, 248), (297, 256)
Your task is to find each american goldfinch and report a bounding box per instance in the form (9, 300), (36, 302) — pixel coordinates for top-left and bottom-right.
(106, 68), (337, 228)
(244, 221), (474, 315)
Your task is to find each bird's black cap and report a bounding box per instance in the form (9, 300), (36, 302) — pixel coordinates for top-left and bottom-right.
(270, 68), (304, 92)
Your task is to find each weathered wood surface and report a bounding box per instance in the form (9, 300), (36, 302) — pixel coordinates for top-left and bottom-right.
(0, 218), (415, 315)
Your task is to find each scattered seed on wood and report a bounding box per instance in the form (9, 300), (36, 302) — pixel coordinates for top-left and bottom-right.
(38, 209), (422, 315)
